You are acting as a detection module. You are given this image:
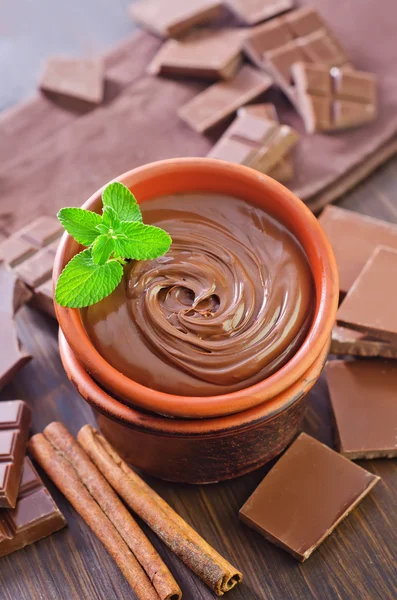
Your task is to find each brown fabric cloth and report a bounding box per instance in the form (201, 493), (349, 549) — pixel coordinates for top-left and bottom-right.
(0, 0), (397, 233)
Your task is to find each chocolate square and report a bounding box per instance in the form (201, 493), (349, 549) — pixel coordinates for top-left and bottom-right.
(226, 0), (294, 26)
(40, 58), (104, 105)
(239, 433), (379, 561)
(327, 360), (397, 459)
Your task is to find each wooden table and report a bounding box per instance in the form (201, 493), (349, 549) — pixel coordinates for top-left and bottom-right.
(1, 3), (397, 600)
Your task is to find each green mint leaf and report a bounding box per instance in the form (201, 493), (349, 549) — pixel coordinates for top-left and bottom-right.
(102, 206), (121, 229)
(58, 208), (102, 246)
(113, 222), (172, 260)
(92, 234), (115, 265)
(55, 249), (123, 308)
(102, 182), (142, 223)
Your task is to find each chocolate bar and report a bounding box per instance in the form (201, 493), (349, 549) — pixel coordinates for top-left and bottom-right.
(239, 433), (379, 561)
(244, 7), (349, 106)
(292, 63), (377, 133)
(237, 103), (296, 182)
(0, 400), (31, 509)
(337, 246), (397, 345)
(0, 265), (32, 390)
(318, 205), (397, 295)
(326, 360), (397, 459)
(0, 217), (63, 319)
(40, 58), (105, 105)
(0, 457), (66, 557)
(331, 326), (397, 359)
(226, 0), (295, 26)
(207, 110), (299, 175)
(179, 65), (273, 133)
(130, 0), (223, 38)
(148, 28), (245, 81)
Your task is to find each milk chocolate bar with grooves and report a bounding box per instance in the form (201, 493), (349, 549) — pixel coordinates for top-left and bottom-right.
(292, 63), (377, 133)
(0, 457), (66, 557)
(129, 0), (223, 38)
(148, 28), (245, 81)
(239, 433), (379, 561)
(318, 205), (397, 295)
(178, 65), (273, 132)
(226, 0), (295, 26)
(326, 360), (397, 459)
(244, 7), (349, 106)
(0, 217), (62, 319)
(0, 400), (32, 509)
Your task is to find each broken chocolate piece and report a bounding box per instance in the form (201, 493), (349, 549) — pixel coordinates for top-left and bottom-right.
(0, 236), (36, 268)
(318, 205), (397, 295)
(19, 216), (63, 249)
(15, 247), (56, 289)
(292, 63), (377, 133)
(0, 400), (32, 509)
(40, 58), (104, 105)
(226, 0), (295, 26)
(331, 326), (397, 359)
(244, 7), (349, 106)
(0, 263), (32, 315)
(327, 360), (397, 459)
(32, 280), (56, 319)
(130, 0), (223, 38)
(239, 432), (379, 561)
(0, 457), (66, 557)
(237, 103), (295, 182)
(179, 65), (272, 133)
(337, 246), (397, 345)
(207, 110), (299, 174)
(148, 28), (245, 81)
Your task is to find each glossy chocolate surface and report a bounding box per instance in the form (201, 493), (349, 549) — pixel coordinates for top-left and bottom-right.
(0, 457), (66, 557)
(0, 400), (31, 509)
(239, 433), (379, 561)
(82, 193), (314, 396)
(327, 360), (397, 458)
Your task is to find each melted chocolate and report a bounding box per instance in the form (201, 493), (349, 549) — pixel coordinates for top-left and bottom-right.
(82, 194), (314, 396)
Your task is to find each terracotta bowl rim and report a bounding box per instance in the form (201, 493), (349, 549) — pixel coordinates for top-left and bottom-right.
(59, 330), (329, 436)
(54, 157), (338, 418)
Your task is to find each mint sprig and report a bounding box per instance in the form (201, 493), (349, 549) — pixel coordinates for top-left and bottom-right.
(55, 182), (172, 308)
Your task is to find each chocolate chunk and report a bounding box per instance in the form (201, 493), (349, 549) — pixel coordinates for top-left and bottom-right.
(130, 0), (223, 38)
(237, 103), (295, 182)
(207, 110), (299, 174)
(0, 265), (32, 390)
(318, 205), (397, 295)
(179, 65), (273, 132)
(239, 433), (379, 561)
(331, 326), (397, 359)
(0, 263), (32, 315)
(19, 216), (63, 249)
(337, 246), (397, 345)
(0, 401), (31, 509)
(0, 457), (66, 557)
(244, 7), (349, 105)
(148, 28), (245, 81)
(226, 0), (295, 26)
(15, 247), (56, 289)
(292, 63), (377, 133)
(32, 280), (56, 319)
(0, 236), (36, 268)
(327, 360), (397, 459)
(40, 58), (104, 105)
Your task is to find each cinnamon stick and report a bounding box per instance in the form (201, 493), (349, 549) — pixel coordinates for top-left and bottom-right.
(78, 425), (243, 596)
(29, 427), (181, 600)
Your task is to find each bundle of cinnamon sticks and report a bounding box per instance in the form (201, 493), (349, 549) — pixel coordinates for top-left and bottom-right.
(29, 423), (242, 599)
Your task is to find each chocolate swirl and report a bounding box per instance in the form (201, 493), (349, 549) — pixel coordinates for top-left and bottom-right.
(83, 194), (314, 397)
